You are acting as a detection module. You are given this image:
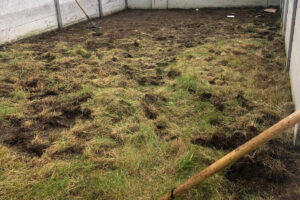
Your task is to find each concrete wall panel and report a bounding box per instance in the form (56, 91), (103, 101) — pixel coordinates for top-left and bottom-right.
(101, 0), (126, 16)
(268, 0), (281, 6)
(168, 0), (279, 9)
(0, 0), (58, 45)
(282, 0), (289, 37)
(127, 0), (280, 9)
(290, 0), (300, 110)
(0, 0), (126, 45)
(285, 0), (294, 53)
(59, 0), (99, 27)
(128, 0), (152, 9)
(152, 0), (167, 9)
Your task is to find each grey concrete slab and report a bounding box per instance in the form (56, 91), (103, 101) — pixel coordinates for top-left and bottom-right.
(128, 0), (152, 9)
(0, 0), (58, 45)
(290, 0), (300, 111)
(0, 0), (126, 45)
(152, 0), (168, 9)
(59, 0), (99, 27)
(101, 0), (126, 16)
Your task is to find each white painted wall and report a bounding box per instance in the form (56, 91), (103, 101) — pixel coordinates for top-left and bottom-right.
(269, 0), (281, 6)
(289, 0), (300, 111)
(0, 0), (126, 45)
(0, 0), (58, 45)
(128, 0), (280, 9)
(59, 0), (99, 27)
(60, 0), (99, 26)
(168, 0), (279, 8)
(282, 0), (289, 37)
(101, 0), (126, 16)
(128, 0), (152, 9)
(152, 0), (168, 9)
(285, 0), (294, 52)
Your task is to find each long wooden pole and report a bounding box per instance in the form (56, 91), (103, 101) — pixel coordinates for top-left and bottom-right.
(158, 110), (300, 200)
(74, 0), (91, 20)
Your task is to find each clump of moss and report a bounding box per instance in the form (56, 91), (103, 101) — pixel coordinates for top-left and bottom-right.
(69, 45), (91, 58)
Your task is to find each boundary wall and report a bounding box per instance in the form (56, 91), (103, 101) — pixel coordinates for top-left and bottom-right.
(0, 0), (126, 45)
(128, 0), (280, 9)
(281, 0), (300, 141)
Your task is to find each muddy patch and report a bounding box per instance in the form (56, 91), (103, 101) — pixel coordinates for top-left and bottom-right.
(0, 93), (92, 157)
(226, 140), (300, 199)
(191, 130), (257, 150)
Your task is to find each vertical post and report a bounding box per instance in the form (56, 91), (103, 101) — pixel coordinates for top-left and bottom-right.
(54, 0), (63, 30)
(125, 0), (128, 9)
(283, 0), (289, 38)
(286, 0), (299, 71)
(98, 0), (103, 17)
(281, 0), (284, 19)
(294, 123), (300, 146)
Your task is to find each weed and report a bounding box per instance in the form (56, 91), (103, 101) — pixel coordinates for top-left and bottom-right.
(13, 90), (26, 101)
(0, 101), (16, 121)
(69, 45), (91, 58)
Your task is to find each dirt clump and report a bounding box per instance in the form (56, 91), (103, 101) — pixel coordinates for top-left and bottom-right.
(142, 94), (158, 104)
(138, 76), (164, 86)
(0, 93), (92, 157)
(167, 70), (181, 79)
(143, 105), (158, 120)
(226, 140), (300, 199)
(191, 131), (256, 150)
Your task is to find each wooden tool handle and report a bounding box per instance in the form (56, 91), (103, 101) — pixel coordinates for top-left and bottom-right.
(74, 0), (90, 20)
(158, 110), (300, 200)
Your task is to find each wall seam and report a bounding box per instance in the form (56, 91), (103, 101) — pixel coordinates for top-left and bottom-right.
(98, 0), (103, 17)
(283, 0), (289, 38)
(54, 0), (63, 30)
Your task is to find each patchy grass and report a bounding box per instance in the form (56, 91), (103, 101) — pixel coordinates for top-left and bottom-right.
(0, 8), (299, 200)
(0, 101), (16, 121)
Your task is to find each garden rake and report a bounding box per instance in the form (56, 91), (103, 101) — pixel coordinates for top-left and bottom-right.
(74, 0), (98, 29)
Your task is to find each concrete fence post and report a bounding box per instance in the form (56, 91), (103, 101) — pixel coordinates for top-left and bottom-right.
(54, 0), (63, 30)
(294, 123), (300, 146)
(286, 0), (299, 71)
(283, 0), (289, 38)
(281, 0), (284, 19)
(98, 0), (103, 17)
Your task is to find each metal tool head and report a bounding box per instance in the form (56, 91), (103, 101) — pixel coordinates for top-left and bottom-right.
(89, 21), (99, 29)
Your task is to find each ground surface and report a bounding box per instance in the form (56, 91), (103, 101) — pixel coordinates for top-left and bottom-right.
(0, 8), (299, 200)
